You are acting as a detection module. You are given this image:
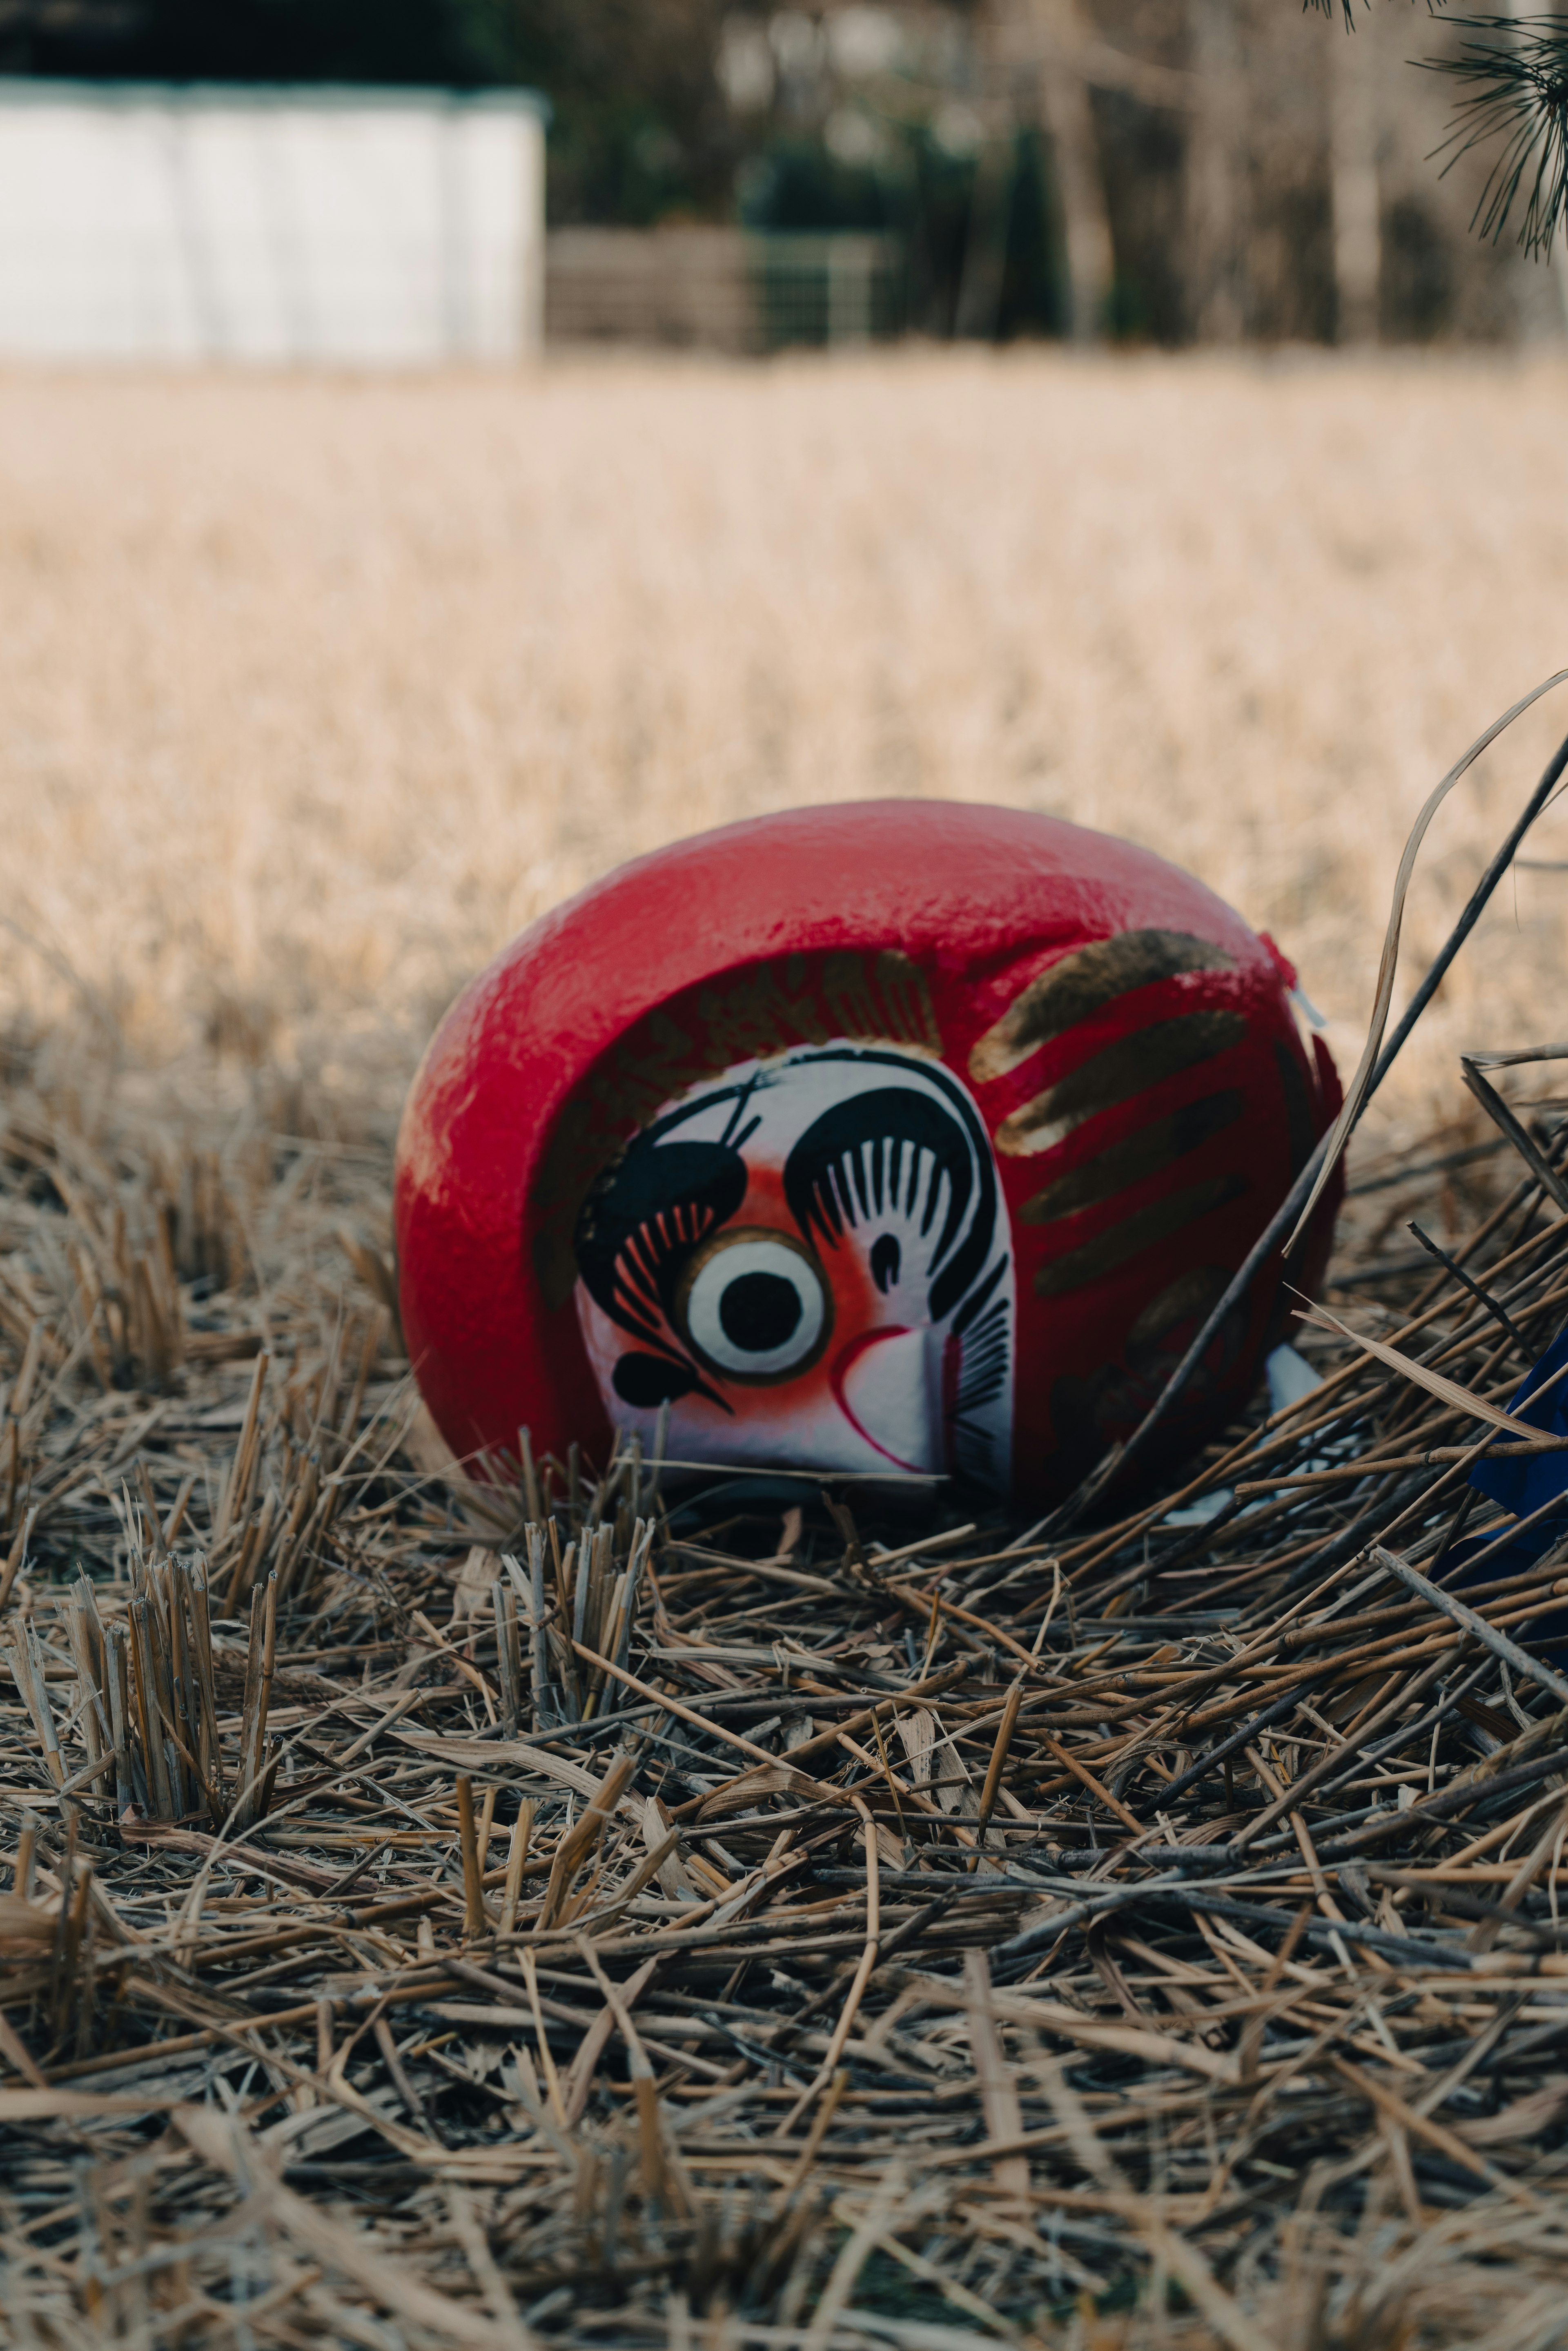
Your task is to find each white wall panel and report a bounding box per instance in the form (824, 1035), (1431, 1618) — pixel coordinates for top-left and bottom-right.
(0, 84), (546, 363)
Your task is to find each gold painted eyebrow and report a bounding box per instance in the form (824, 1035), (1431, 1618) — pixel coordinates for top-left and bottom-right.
(1018, 1089), (1244, 1223)
(1033, 1172), (1250, 1299)
(968, 929), (1236, 1086)
(993, 1009), (1249, 1158)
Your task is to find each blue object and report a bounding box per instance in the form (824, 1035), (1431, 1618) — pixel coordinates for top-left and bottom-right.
(1469, 1324), (1568, 1519)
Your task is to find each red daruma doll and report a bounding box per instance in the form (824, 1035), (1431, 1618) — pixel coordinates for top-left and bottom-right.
(394, 802), (1341, 1513)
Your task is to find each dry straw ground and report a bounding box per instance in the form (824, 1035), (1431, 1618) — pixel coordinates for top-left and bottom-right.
(4, 352), (1568, 2351)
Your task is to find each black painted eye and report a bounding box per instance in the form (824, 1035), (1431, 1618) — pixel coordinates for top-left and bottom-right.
(870, 1233), (901, 1294)
(679, 1229), (831, 1384)
(719, 1270), (803, 1352)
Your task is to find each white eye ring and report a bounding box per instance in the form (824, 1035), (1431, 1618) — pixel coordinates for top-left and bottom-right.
(679, 1229), (831, 1385)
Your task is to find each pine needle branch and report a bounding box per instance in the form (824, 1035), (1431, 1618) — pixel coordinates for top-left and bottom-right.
(1424, 14), (1568, 253)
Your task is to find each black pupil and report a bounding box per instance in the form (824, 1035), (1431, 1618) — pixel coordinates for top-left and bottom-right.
(719, 1269), (803, 1354)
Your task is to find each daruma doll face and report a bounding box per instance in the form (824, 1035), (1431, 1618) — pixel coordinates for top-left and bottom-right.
(394, 802), (1340, 1511)
(572, 1041), (1015, 1488)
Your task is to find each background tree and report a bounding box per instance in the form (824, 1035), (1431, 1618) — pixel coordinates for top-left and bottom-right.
(0, 0), (737, 226)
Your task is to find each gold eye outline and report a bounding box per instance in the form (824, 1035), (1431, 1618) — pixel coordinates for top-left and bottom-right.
(675, 1226), (834, 1387)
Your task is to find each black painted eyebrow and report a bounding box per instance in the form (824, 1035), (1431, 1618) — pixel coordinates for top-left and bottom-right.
(574, 1134), (746, 1343)
(783, 1084), (996, 1324)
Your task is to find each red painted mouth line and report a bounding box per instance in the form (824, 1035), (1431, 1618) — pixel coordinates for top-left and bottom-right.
(829, 1325), (921, 1471)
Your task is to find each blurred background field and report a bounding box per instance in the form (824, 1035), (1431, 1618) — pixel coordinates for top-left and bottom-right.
(2, 346), (1567, 1164)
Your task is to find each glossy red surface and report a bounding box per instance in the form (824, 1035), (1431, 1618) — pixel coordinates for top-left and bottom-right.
(394, 800), (1340, 1508)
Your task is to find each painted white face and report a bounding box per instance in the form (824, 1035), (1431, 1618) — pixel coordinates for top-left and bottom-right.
(572, 1041), (1014, 1489)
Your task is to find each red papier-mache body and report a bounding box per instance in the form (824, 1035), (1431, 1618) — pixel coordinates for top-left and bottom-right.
(394, 801), (1341, 1511)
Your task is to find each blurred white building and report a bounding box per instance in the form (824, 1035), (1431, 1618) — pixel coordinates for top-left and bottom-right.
(0, 81), (547, 365)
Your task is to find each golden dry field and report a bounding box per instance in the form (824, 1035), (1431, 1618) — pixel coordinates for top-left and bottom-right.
(2, 348), (1567, 1147)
